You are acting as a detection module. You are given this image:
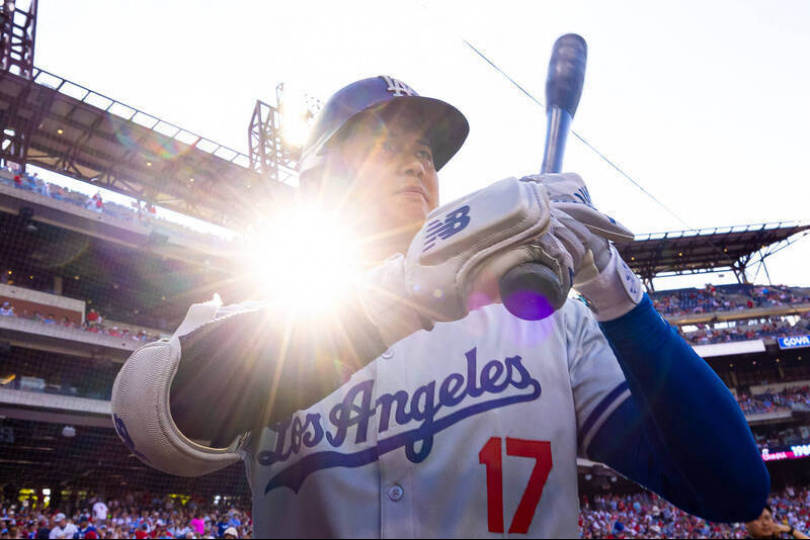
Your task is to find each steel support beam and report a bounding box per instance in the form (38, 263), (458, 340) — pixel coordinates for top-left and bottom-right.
(0, 0), (37, 79)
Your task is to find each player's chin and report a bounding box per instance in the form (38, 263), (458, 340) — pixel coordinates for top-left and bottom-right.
(392, 192), (432, 222)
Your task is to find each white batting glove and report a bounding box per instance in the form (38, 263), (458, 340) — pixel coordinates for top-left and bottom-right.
(358, 176), (553, 346)
(522, 173), (644, 321)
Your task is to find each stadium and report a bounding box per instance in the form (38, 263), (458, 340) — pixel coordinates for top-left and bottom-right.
(2, 1), (810, 539)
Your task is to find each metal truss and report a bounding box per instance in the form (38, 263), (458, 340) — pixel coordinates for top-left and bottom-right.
(1, 67), (295, 224)
(0, 0), (37, 79)
(248, 83), (321, 183)
(622, 221), (810, 289)
(248, 99), (285, 184)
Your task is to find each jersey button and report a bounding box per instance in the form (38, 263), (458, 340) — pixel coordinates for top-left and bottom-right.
(387, 484), (404, 501)
(382, 349), (394, 359)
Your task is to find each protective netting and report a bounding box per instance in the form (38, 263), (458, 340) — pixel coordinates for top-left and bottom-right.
(1, 169), (253, 537)
(2, 167), (810, 539)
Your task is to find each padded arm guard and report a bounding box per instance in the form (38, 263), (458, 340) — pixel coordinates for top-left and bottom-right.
(111, 297), (246, 477)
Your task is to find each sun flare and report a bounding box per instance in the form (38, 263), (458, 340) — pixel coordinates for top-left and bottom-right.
(240, 204), (364, 312)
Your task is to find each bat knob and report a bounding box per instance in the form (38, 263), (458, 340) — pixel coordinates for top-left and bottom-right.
(500, 263), (568, 321)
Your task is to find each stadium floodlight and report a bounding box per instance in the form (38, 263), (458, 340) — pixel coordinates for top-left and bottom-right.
(277, 83), (320, 150)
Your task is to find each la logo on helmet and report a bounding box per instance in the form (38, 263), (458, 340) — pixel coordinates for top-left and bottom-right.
(382, 75), (416, 97)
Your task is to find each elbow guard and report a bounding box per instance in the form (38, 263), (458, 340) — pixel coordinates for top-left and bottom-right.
(111, 298), (245, 477)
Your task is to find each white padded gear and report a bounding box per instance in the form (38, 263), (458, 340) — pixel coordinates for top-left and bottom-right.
(576, 245), (645, 321)
(111, 297), (246, 477)
(358, 177), (552, 346)
(406, 176), (552, 321)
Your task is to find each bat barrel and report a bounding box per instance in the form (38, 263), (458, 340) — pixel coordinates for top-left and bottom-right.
(545, 34), (587, 118)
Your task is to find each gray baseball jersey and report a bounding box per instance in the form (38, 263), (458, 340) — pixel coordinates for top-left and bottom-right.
(243, 298), (630, 538)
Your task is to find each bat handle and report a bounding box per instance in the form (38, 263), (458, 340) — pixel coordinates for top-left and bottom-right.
(500, 107), (573, 321)
(540, 108), (572, 176)
(499, 33), (586, 321)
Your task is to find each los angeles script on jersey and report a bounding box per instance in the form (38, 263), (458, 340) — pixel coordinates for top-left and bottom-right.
(257, 347), (542, 494)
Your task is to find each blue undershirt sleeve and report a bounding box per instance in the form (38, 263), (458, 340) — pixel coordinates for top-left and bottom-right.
(585, 294), (770, 523)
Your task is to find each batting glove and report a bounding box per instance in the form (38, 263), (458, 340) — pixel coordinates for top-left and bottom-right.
(522, 173), (644, 321)
(358, 176), (553, 346)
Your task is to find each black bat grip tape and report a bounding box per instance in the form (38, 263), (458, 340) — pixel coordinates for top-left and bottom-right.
(500, 263), (568, 321)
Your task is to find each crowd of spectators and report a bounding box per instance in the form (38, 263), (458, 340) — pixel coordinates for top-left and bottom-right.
(579, 486), (810, 539)
(0, 168), (235, 251)
(652, 284), (810, 318)
(737, 385), (810, 416)
(3, 169), (158, 224)
(681, 313), (810, 346)
(751, 286), (810, 309)
(0, 494), (251, 539)
(753, 423), (810, 450)
(4, 486), (809, 539)
(653, 285), (728, 316)
(0, 301), (163, 344)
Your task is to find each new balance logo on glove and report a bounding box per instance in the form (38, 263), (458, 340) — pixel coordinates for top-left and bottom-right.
(573, 185), (593, 206)
(423, 205), (471, 252)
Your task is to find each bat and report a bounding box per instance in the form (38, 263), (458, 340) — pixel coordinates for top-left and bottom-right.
(499, 33), (588, 321)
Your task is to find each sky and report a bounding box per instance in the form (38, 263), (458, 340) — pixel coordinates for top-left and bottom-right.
(28, 0), (810, 289)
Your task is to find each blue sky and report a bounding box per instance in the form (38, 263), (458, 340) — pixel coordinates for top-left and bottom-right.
(30, 0), (810, 288)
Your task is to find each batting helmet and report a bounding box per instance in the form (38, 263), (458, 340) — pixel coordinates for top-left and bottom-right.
(299, 75), (469, 183)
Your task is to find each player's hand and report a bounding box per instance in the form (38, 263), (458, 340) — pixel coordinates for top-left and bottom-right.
(521, 173), (643, 321)
(358, 176), (553, 346)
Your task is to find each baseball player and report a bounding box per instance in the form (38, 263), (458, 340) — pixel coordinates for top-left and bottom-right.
(112, 76), (769, 538)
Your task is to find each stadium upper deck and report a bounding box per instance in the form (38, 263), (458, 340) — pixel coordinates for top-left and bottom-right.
(0, 68), (296, 226)
(3, 3), (810, 524)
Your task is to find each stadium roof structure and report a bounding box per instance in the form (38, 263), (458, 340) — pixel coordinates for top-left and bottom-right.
(617, 221), (810, 289)
(0, 68), (296, 225)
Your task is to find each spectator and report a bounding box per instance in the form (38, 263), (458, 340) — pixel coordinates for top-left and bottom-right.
(189, 516), (205, 537)
(746, 505), (809, 539)
(92, 498), (108, 523)
(216, 515), (230, 538)
(47, 513), (77, 540)
(76, 516), (97, 539)
(34, 517), (50, 539)
(227, 510), (241, 529)
(223, 527), (239, 539)
(134, 523), (149, 540)
(92, 193), (103, 213)
(0, 302), (13, 317)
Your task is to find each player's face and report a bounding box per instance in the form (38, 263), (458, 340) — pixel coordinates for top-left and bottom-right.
(326, 112), (440, 254)
(746, 508), (776, 539)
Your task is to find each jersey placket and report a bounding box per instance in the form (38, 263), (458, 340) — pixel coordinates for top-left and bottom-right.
(376, 343), (417, 539)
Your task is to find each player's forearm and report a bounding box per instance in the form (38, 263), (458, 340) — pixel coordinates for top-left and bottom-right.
(780, 525), (810, 539)
(593, 294), (769, 522)
(170, 299), (387, 446)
